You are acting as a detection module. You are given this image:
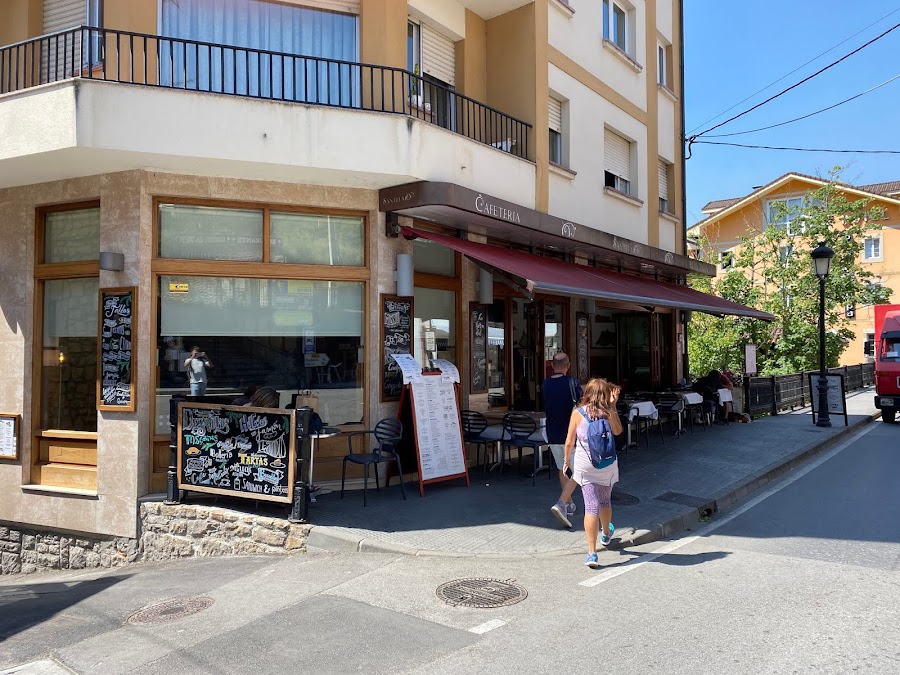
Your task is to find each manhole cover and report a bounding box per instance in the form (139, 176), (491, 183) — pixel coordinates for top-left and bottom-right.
(436, 578), (527, 608)
(611, 489), (640, 506)
(127, 597), (215, 625)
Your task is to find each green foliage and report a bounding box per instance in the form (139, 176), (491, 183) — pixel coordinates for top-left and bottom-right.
(688, 168), (892, 377)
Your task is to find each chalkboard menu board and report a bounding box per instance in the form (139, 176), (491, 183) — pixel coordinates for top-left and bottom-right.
(97, 287), (136, 411)
(381, 294), (413, 401)
(576, 312), (589, 384)
(177, 403), (296, 503)
(470, 303), (488, 393)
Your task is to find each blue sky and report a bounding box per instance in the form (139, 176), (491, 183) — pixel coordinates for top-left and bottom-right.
(684, 0), (900, 225)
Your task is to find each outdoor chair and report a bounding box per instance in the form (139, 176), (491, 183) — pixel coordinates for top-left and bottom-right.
(656, 395), (685, 438)
(461, 410), (491, 478)
(341, 418), (406, 507)
(501, 412), (543, 486)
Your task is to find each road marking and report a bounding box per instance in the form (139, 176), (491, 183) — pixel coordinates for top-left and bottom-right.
(579, 422), (876, 588)
(468, 619), (507, 634)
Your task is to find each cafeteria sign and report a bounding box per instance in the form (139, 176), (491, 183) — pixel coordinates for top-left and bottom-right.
(169, 282), (189, 294)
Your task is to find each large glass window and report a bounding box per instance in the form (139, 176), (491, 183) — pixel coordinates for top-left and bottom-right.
(413, 238), (456, 276)
(156, 276), (364, 433)
(159, 0), (360, 103)
(41, 278), (99, 432)
(270, 213), (364, 266)
(413, 287), (457, 367)
(44, 208), (101, 263)
(159, 204), (264, 261)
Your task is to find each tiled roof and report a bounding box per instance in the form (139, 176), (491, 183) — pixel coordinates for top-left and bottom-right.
(701, 197), (742, 212)
(858, 180), (900, 196)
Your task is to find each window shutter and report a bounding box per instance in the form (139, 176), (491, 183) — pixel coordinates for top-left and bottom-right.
(549, 97), (562, 133)
(604, 129), (630, 180)
(658, 160), (669, 200)
(421, 24), (456, 87)
(43, 0), (86, 78)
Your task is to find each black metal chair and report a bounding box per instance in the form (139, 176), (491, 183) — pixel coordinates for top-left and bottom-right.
(656, 395), (685, 438)
(461, 410), (491, 478)
(501, 413), (543, 486)
(341, 418), (406, 507)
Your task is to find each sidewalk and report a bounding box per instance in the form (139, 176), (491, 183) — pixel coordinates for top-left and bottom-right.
(307, 387), (880, 556)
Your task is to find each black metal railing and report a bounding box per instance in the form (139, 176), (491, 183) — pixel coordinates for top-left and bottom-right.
(0, 26), (531, 159)
(743, 363), (875, 416)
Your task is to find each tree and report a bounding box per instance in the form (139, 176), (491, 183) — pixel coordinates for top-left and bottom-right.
(688, 168), (892, 377)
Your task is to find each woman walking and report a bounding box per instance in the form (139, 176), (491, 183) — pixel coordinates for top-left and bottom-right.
(560, 378), (622, 568)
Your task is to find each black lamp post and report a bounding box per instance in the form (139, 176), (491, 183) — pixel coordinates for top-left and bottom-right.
(810, 241), (835, 427)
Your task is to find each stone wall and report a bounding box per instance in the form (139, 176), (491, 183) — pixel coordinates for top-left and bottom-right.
(140, 503), (310, 561)
(1, 504), (311, 575)
(0, 524), (139, 575)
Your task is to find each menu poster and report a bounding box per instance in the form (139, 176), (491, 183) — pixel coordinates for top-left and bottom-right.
(97, 287), (136, 412)
(381, 294), (413, 401)
(177, 403), (296, 503)
(470, 304), (488, 393)
(576, 312), (589, 384)
(431, 358), (460, 384)
(0, 414), (19, 460)
(390, 353), (424, 384)
(807, 373), (849, 427)
(409, 377), (468, 488)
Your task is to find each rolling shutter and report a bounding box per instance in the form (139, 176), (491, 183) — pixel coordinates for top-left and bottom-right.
(421, 24), (455, 87)
(604, 128), (630, 180)
(549, 97), (562, 133)
(43, 0), (86, 79)
(44, 0), (85, 33)
(658, 159), (669, 200)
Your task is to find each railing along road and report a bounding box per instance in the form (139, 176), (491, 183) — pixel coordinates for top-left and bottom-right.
(743, 363), (875, 417)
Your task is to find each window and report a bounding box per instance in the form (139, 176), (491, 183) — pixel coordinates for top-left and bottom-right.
(767, 196), (810, 236)
(159, 0), (360, 103)
(549, 96), (563, 165)
(720, 250), (734, 270)
(413, 288), (457, 367)
(778, 244), (793, 265)
(413, 238), (456, 276)
(603, 0), (628, 52)
(409, 21), (457, 130)
(864, 236), (882, 261)
(604, 128), (632, 196)
(658, 159), (671, 213)
(408, 21), (421, 73)
(657, 44), (668, 87)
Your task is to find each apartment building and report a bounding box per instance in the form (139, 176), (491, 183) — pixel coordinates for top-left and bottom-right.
(0, 0), (770, 546)
(687, 173), (900, 367)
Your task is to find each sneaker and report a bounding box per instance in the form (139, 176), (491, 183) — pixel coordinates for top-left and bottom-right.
(550, 500), (572, 528)
(600, 523), (616, 546)
(566, 501), (577, 517)
(584, 552), (600, 568)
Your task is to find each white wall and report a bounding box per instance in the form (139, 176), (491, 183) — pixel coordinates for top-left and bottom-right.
(548, 64), (648, 243)
(657, 90), (676, 163)
(657, 0), (674, 43)
(408, 0), (466, 39)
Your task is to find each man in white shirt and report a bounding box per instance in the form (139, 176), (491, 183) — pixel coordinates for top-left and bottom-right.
(184, 346), (213, 396)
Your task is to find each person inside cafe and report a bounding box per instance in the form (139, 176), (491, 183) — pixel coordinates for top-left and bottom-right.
(246, 386), (280, 408)
(184, 346), (213, 396)
(543, 352), (583, 526)
(231, 384), (260, 406)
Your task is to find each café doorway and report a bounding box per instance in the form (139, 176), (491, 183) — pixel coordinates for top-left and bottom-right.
(510, 297), (568, 412)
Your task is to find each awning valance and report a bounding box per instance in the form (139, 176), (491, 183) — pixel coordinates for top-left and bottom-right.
(403, 227), (774, 321)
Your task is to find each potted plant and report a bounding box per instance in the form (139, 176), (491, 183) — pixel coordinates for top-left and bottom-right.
(409, 65), (431, 113)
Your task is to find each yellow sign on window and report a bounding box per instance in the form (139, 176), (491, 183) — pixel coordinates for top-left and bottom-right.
(168, 282), (189, 294)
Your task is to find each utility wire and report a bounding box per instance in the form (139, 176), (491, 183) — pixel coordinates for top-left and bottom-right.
(687, 5), (900, 134)
(692, 140), (900, 154)
(704, 73), (900, 138)
(691, 20), (900, 140)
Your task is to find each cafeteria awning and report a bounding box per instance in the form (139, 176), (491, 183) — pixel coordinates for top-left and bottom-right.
(403, 227), (774, 320)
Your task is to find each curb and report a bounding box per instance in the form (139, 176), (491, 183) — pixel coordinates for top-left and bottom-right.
(307, 411), (880, 559)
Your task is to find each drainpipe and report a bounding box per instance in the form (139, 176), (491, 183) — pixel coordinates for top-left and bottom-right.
(679, 0), (689, 381)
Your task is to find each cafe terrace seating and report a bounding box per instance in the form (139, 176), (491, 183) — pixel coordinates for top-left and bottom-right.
(341, 418), (406, 507)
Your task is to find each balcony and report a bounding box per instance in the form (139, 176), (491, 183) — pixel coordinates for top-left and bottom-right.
(0, 27), (534, 200)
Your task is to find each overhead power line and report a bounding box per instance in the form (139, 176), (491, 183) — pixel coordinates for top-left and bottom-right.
(705, 73), (900, 138)
(687, 5), (900, 134)
(692, 140), (900, 154)
(691, 20), (900, 140)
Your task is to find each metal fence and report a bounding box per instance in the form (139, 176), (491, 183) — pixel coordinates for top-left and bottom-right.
(744, 363), (875, 416)
(0, 26), (531, 160)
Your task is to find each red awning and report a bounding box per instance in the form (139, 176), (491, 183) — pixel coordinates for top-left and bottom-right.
(404, 227), (774, 320)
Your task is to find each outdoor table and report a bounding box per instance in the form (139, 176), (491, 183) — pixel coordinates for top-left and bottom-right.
(308, 426), (341, 503)
(625, 400), (658, 448)
(481, 414), (548, 475)
(717, 388), (733, 404)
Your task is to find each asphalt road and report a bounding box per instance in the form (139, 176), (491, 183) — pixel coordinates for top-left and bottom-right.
(2, 422), (898, 674)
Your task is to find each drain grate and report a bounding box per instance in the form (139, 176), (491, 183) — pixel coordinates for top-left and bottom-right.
(611, 489), (640, 506)
(653, 491), (712, 509)
(127, 596), (215, 625)
(436, 578), (527, 609)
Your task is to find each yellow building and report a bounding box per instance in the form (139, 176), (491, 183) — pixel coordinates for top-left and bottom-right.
(687, 172), (900, 367)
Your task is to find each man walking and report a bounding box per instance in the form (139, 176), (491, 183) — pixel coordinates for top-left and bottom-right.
(184, 346), (213, 396)
(542, 352), (582, 528)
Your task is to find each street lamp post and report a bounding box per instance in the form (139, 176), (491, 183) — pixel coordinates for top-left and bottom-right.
(810, 242), (835, 427)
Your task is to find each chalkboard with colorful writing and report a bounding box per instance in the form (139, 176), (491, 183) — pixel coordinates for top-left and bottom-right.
(381, 294), (413, 401)
(97, 287), (136, 411)
(470, 304), (488, 393)
(177, 403), (296, 503)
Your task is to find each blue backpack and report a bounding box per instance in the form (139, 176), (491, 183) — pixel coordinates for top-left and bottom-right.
(579, 407), (616, 469)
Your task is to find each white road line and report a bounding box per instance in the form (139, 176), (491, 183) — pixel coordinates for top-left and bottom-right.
(579, 422), (876, 588)
(468, 619), (507, 634)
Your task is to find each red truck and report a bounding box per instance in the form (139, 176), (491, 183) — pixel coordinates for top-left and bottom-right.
(871, 304), (900, 424)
